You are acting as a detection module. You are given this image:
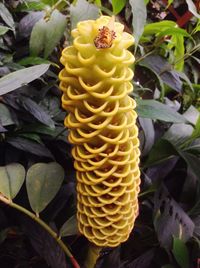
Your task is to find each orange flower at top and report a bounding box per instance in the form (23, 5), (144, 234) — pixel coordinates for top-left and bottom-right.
(94, 26), (116, 49)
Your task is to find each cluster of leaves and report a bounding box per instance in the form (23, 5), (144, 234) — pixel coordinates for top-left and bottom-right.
(0, 0), (200, 267)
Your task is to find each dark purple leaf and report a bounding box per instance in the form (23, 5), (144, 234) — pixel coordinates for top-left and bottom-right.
(141, 55), (182, 93)
(21, 217), (68, 268)
(189, 197), (200, 217)
(179, 152), (200, 181)
(181, 166), (198, 215)
(154, 186), (194, 248)
(0, 124), (7, 132)
(18, 11), (44, 38)
(146, 157), (179, 184)
(95, 247), (121, 268)
(19, 96), (55, 128)
(123, 248), (155, 268)
(139, 117), (155, 156)
(193, 216), (200, 237)
(7, 137), (54, 158)
(0, 209), (7, 229)
(3, 92), (22, 110)
(0, 66), (10, 77)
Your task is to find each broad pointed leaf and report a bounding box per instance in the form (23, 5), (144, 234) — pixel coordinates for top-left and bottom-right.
(0, 3), (15, 32)
(136, 99), (187, 123)
(172, 237), (189, 268)
(0, 64), (50, 96)
(0, 163), (25, 200)
(129, 0), (147, 46)
(0, 103), (14, 126)
(26, 162), (64, 214)
(44, 9), (67, 58)
(59, 215), (79, 237)
(70, 0), (99, 30)
(111, 0), (126, 14)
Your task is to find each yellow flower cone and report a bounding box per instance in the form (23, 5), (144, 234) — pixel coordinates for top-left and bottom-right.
(59, 16), (140, 247)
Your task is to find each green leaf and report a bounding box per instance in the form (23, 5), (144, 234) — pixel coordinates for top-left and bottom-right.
(0, 25), (9, 36)
(0, 163), (25, 200)
(0, 3), (15, 32)
(178, 71), (194, 92)
(18, 133), (42, 144)
(164, 123), (193, 147)
(94, 0), (102, 6)
(193, 20), (200, 33)
(136, 99), (187, 123)
(0, 103), (14, 126)
(30, 18), (47, 56)
(172, 237), (189, 268)
(0, 64), (49, 96)
(41, 0), (57, 5)
(26, 162), (64, 214)
(157, 27), (191, 38)
(170, 35), (185, 71)
(144, 139), (178, 167)
(59, 215), (79, 237)
(111, 0), (126, 14)
(18, 57), (51, 66)
(186, 0), (200, 19)
(44, 9), (67, 58)
(21, 123), (57, 136)
(16, 1), (47, 11)
(30, 10), (67, 58)
(143, 20), (176, 35)
(70, 0), (99, 30)
(190, 115), (200, 140)
(163, 106), (199, 147)
(129, 0), (147, 46)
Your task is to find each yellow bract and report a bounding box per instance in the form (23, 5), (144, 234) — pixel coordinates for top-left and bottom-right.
(59, 16), (140, 247)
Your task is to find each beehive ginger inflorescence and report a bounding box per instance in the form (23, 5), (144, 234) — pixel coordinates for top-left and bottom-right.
(59, 16), (140, 247)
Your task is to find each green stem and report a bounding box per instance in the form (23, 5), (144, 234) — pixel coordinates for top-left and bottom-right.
(0, 194), (80, 268)
(139, 188), (156, 197)
(84, 243), (102, 268)
(52, 0), (69, 10)
(173, 43), (200, 66)
(135, 49), (156, 64)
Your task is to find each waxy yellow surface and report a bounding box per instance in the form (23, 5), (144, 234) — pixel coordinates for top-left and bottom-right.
(59, 16), (140, 247)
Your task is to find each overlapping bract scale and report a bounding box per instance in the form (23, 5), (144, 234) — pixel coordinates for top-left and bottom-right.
(59, 16), (140, 247)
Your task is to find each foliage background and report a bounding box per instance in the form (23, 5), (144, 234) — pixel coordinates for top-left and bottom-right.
(0, 0), (200, 267)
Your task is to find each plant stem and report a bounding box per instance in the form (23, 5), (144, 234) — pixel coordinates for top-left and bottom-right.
(174, 43), (200, 66)
(0, 194), (80, 268)
(84, 243), (102, 268)
(52, 0), (69, 11)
